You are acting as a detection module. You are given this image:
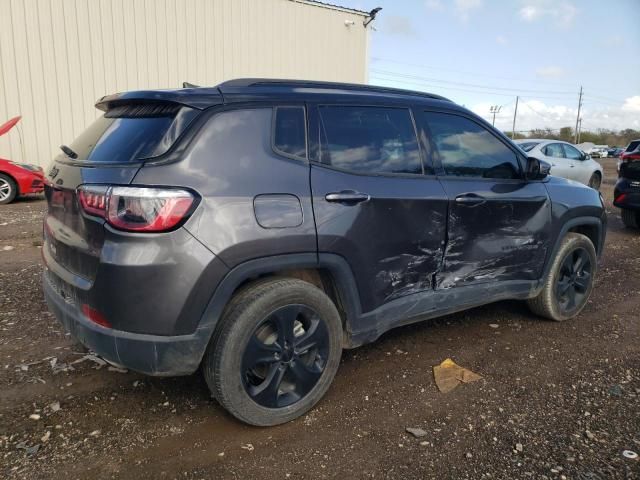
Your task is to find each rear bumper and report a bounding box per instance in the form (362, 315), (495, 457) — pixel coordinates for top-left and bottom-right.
(43, 271), (212, 376)
(613, 179), (640, 210)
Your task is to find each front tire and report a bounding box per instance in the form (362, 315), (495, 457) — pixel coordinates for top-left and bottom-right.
(621, 209), (639, 229)
(0, 174), (17, 204)
(527, 233), (596, 321)
(588, 172), (601, 190)
(203, 278), (343, 426)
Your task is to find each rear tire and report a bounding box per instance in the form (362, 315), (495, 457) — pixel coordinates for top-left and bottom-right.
(202, 278), (343, 426)
(0, 174), (17, 205)
(621, 209), (639, 229)
(527, 233), (596, 321)
(588, 172), (601, 190)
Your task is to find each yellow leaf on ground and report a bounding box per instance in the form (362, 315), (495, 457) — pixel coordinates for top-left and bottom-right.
(433, 358), (482, 393)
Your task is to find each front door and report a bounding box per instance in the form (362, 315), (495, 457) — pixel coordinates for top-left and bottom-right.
(309, 104), (448, 314)
(544, 142), (576, 181)
(418, 110), (552, 289)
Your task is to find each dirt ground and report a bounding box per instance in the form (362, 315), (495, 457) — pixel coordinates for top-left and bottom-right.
(1, 158), (639, 479)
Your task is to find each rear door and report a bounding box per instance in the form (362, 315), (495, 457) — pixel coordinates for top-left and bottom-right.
(309, 104), (448, 314)
(418, 110), (551, 288)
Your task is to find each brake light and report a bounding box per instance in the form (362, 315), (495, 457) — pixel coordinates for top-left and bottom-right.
(81, 304), (112, 328)
(622, 153), (640, 161)
(77, 185), (197, 232)
(615, 193), (627, 204)
(78, 185), (109, 216)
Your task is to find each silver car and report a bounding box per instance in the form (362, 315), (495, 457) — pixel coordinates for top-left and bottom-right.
(515, 139), (604, 189)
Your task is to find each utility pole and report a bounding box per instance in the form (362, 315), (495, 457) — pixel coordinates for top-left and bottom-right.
(490, 105), (502, 127)
(574, 86), (583, 144)
(577, 118), (582, 144)
(511, 96), (519, 139)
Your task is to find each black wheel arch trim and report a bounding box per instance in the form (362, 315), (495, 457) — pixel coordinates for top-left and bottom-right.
(196, 252), (363, 347)
(542, 216), (605, 283)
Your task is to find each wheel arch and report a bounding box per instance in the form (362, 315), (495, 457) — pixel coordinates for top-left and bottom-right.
(0, 170), (20, 195)
(542, 216), (604, 283)
(197, 253), (362, 352)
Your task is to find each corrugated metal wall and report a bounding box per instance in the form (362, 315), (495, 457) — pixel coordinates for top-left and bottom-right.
(0, 0), (368, 166)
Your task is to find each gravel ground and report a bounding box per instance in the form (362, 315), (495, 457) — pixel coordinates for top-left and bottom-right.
(0, 158), (638, 479)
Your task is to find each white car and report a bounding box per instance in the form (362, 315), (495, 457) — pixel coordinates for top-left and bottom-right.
(515, 139), (604, 189)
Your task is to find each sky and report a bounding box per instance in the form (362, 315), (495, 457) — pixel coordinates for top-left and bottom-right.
(340, 0), (640, 133)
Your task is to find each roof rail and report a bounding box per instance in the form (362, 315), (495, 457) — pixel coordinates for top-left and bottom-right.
(216, 78), (451, 102)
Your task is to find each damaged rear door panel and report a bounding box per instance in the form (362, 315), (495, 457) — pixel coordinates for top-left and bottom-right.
(309, 104), (448, 313)
(419, 110), (552, 289)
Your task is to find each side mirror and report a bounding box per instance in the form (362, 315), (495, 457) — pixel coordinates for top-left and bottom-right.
(525, 157), (550, 180)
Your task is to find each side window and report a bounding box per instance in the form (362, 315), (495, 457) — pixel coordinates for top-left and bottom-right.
(422, 112), (521, 179)
(318, 106), (422, 175)
(563, 144), (582, 160)
(273, 106), (306, 159)
(543, 143), (565, 158)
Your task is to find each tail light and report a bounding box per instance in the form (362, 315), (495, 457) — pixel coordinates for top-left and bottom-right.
(81, 304), (112, 328)
(77, 185), (197, 232)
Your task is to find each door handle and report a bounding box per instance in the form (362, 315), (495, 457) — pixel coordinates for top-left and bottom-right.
(325, 191), (371, 204)
(455, 193), (486, 206)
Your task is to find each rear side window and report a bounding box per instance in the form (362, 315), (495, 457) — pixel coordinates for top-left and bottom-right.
(626, 140), (640, 152)
(318, 106), (422, 175)
(67, 103), (197, 163)
(273, 107), (306, 159)
(422, 112), (521, 179)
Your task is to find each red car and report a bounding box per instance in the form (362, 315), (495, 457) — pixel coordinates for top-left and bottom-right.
(0, 116), (45, 204)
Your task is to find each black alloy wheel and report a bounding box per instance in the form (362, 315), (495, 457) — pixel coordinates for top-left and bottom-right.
(555, 247), (592, 315)
(241, 304), (330, 408)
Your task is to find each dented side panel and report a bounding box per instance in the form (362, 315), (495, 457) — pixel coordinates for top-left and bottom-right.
(437, 180), (551, 288)
(310, 165), (448, 313)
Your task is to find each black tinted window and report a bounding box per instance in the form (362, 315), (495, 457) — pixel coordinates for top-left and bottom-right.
(273, 107), (306, 159)
(68, 104), (195, 163)
(423, 112), (521, 179)
(626, 140), (640, 152)
(318, 106), (422, 175)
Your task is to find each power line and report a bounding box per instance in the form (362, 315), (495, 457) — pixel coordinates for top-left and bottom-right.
(370, 68), (576, 95)
(371, 56), (633, 99)
(371, 56), (580, 89)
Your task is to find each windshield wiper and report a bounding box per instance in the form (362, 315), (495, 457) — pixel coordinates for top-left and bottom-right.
(59, 145), (78, 159)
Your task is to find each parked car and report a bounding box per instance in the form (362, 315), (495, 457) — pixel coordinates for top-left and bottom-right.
(0, 116), (45, 204)
(617, 139), (640, 172)
(515, 139), (604, 189)
(608, 147), (623, 158)
(43, 79), (607, 426)
(614, 139), (640, 228)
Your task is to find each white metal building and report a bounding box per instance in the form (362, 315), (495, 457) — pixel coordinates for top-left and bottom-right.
(0, 0), (370, 167)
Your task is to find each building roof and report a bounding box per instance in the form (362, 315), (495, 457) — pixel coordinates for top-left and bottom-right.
(289, 0), (370, 16)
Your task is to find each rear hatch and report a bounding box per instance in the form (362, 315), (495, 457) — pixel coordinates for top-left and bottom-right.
(44, 102), (199, 281)
(620, 160), (640, 182)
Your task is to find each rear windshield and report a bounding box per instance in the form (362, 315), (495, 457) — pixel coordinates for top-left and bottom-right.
(625, 140), (640, 152)
(67, 103), (197, 163)
(518, 142), (540, 152)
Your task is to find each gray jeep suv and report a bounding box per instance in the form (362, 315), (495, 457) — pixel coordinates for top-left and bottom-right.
(43, 79), (607, 425)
